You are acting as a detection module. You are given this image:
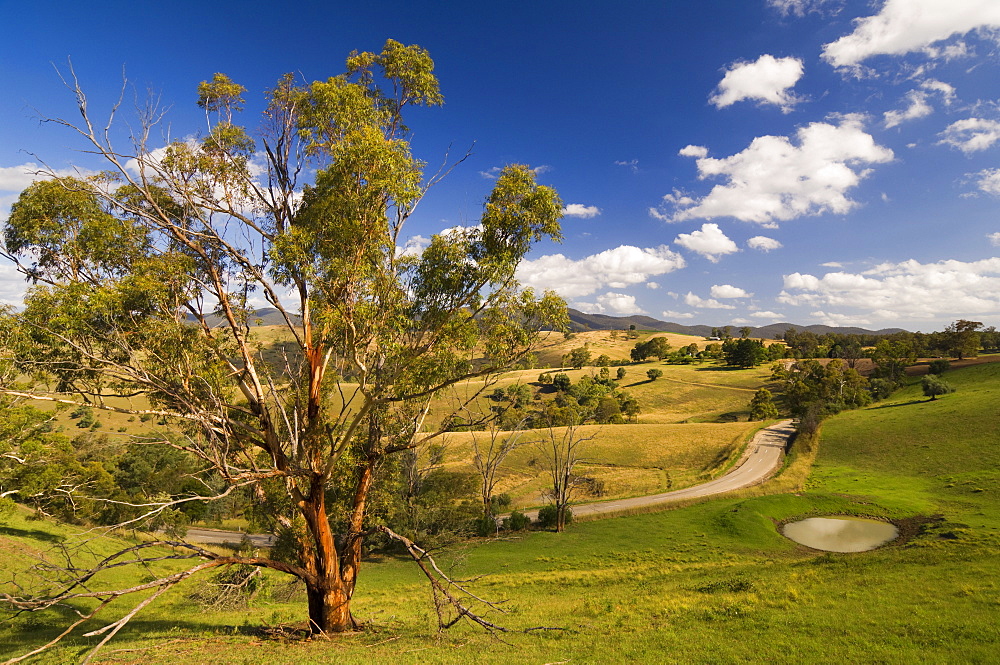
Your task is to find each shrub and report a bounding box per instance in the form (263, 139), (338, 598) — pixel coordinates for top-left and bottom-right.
(646, 368), (663, 381)
(474, 515), (499, 537)
(552, 373), (571, 391)
(537, 504), (572, 529)
(504, 511), (531, 531)
(928, 358), (950, 375)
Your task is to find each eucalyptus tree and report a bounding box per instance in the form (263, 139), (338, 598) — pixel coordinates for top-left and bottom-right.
(0, 40), (565, 647)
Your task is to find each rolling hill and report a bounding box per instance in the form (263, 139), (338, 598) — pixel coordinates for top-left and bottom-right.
(567, 308), (906, 339)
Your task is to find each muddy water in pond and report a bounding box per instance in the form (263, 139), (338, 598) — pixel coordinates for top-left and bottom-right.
(782, 516), (898, 552)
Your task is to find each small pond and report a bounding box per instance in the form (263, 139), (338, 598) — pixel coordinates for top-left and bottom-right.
(782, 516), (899, 552)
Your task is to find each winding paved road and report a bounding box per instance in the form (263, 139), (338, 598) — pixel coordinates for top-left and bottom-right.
(182, 419), (795, 545)
(519, 418), (796, 521)
(184, 527), (276, 548)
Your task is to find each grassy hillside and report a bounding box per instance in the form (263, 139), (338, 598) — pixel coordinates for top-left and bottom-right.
(3, 362), (998, 662)
(440, 421), (758, 508)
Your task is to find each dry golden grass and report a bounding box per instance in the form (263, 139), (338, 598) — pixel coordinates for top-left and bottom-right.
(533, 329), (710, 366)
(17, 322), (777, 511)
(435, 420), (758, 509)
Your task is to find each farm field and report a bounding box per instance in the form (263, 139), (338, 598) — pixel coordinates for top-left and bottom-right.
(3, 361), (999, 663)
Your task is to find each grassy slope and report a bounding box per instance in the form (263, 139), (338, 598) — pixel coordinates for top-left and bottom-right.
(10, 365), (997, 662)
(422, 361), (771, 508)
(64, 362), (993, 664)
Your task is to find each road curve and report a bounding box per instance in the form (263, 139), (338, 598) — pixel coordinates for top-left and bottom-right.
(519, 418), (796, 521)
(182, 419), (796, 545)
(184, 527), (276, 548)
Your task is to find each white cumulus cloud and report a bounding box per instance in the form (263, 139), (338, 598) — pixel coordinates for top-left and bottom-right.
(516, 245), (685, 299)
(988, 232), (1000, 246)
(684, 292), (736, 309)
(710, 55), (805, 113)
(562, 203), (601, 218)
(667, 115), (893, 225)
(0, 263), (29, 307)
(596, 292), (645, 315)
(661, 309), (696, 320)
(710, 284), (752, 299)
(0, 162), (95, 220)
(747, 236), (783, 252)
(750, 310), (784, 319)
(780, 257), (1000, 323)
(938, 118), (1000, 153)
(883, 80), (954, 129)
(821, 0), (1000, 68)
(974, 168), (1000, 195)
(397, 234), (431, 258)
(674, 223), (739, 262)
(0, 163), (48, 192)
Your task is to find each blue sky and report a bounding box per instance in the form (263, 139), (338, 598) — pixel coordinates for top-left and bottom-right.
(2, 0), (1000, 331)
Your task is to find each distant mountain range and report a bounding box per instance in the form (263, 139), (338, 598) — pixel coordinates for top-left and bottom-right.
(198, 307), (905, 340)
(566, 308), (906, 339)
(192, 307), (301, 328)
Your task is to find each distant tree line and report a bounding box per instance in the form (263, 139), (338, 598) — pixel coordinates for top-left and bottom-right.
(759, 319), (982, 431)
(780, 319), (997, 362)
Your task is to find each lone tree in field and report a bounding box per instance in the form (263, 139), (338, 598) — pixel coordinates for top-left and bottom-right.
(0, 40), (566, 647)
(537, 417), (595, 532)
(921, 375), (956, 401)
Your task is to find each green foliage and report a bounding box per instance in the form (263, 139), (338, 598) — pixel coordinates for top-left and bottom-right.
(474, 515), (499, 537)
(536, 503), (572, 530)
(928, 358), (951, 375)
(0, 38), (573, 638)
(722, 338), (767, 368)
(772, 359), (873, 421)
(631, 336), (671, 362)
(869, 338), (916, 383)
(197, 73), (247, 119)
(503, 510), (531, 531)
(615, 367), (627, 381)
(551, 372), (572, 392)
(943, 319), (982, 360)
(594, 396), (622, 423)
(747, 388), (779, 420)
(0, 403), (116, 522)
(921, 375), (956, 400)
(562, 346), (591, 368)
(646, 368), (663, 381)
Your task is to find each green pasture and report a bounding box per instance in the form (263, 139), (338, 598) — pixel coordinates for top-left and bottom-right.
(4, 362), (998, 663)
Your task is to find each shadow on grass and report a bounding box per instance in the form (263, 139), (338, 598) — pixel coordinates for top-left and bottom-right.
(867, 399), (927, 410)
(2, 615), (270, 658)
(0, 525), (64, 543)
(695, 366), (748, 372)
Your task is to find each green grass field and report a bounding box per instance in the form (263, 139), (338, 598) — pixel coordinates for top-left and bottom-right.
(4, 362), (998, 663)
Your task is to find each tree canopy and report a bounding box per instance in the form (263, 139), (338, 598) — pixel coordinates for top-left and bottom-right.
(0, 40), (567, 650)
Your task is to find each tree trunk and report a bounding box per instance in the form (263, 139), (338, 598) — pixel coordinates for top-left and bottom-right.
(301, 478), (358, 634)
(306, 577), (357, 633)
